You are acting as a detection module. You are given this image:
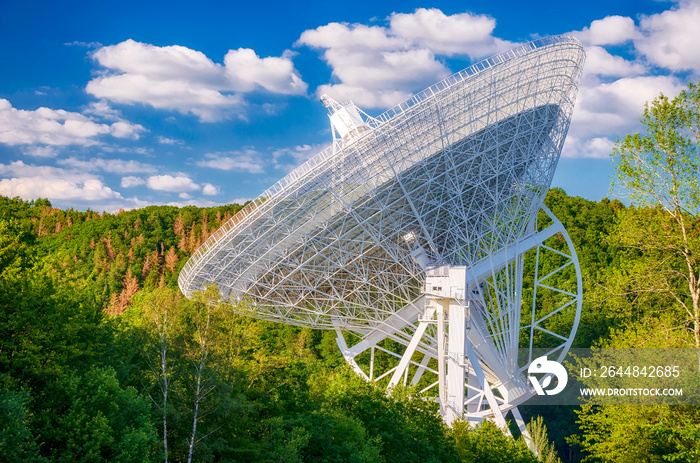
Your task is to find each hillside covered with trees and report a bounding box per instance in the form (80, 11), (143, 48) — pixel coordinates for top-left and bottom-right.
(3, 83), (700, 462)
(0, 188), (671, 463)
(1, 195), (556, 463)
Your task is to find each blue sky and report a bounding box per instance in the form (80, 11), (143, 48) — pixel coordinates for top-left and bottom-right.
(1, 0), (697, 211)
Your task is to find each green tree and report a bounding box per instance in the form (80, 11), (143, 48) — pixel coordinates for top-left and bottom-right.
(576, 404), (700, 463)
(311, 369), (459, 463)
(47, 367), (158, 463)
(611, 81), (700, 346)
(452, 420), (537, 463)
(263, 411), (384, 463)
(526, 416), (562, 463)
(140, 287), (182, 463)
(0, 382), (42, 463)
(573, 81), (700, 463)
(183, 288), (228, 463)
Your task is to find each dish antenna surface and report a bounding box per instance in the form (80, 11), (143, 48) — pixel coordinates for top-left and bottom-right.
(180, 35), (585, 437)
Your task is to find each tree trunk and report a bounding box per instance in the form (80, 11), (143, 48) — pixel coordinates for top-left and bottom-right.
(692, 291), (700, 348)
(187, 309), (211, 463)
(161, 335), (169, 463)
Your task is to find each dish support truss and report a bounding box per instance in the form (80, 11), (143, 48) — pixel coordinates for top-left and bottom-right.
(334, 204), (582, 437)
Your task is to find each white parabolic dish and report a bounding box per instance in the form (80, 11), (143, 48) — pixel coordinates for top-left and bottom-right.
(180, 35), (586, 431)
(179, 35), (585, 331)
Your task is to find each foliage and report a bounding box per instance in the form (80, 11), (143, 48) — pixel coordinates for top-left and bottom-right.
(571, 80), (700, 462)
(575, 404), (700, 463)
(611, 81), (700, 347)
(46, 367), (158, 463)
(452, 420), (537, 463)
(4, 179), (699, 462)
(527, 416), (562, 463)
(0, 382), (42, 463)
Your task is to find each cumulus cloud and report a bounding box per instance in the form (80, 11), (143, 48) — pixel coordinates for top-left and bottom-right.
(198, 150), (265, 173)
(298, 22), (446, 108)
(121, 176), (146, 187)
(298, 8), (512, 108)
(561, 9), (694, 159)
(83, 100), (123, 120)
(0, 160), (122, 201)
(201, 183), (219, 195)
(571, 75), (686, 140)
(573, 15), (640, 46)
(582, 46), (646, 78)
(0, 98), (143, 146)
(570, 5), (700, 74)
(147, 174), (200, 192)
(86, 39), (307, 121)
(634, 0), (700, 72)
(389, 8), (511, 57)
(223, 48), (307, 94)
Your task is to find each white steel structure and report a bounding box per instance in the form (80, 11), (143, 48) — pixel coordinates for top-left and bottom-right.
(180, 36), (585, 434)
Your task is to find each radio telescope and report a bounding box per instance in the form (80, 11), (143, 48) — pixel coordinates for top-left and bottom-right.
(180, 35), (585, 436)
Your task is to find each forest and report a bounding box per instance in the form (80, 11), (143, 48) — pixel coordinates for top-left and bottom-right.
(2, 85), (700, 462)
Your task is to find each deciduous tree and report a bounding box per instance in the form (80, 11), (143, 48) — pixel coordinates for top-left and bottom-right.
(612, 81), (700, 347)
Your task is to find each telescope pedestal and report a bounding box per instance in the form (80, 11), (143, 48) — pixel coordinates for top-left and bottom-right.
(334, 205), (582, 452)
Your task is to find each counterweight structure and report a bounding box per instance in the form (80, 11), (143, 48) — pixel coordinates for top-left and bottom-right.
(180, 36), (585, 434)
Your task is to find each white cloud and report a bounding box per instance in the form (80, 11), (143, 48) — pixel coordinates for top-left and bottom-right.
(582, 46), (646, 78)
(147, 174), (200, 192)
(0, 98), (145, 147)
(229, 197), (252, 205)
(65, 41), (102, 49)
(272, 143), (326, 172)
(22, 146), (57, 158)
(201, 183), (219, 195)
(83, 100), (123, 120)
(109, 121), (145, 139)
(389, 8), (511, 57)
(86, 39), (307, 121)
(0, 177), (118, 201)
(59, 157), (156, 174)
(88, 74), (245, 122)
(198, 150), (265, 173)
(634, 1), (700, 72)
(224, 48), (307, 94)
(299, 22), (407, 50)
(121, 176), (146, 187)
(157, 136), (183, 145)
(562, 136), (615, 159)
(561, 9), (695, 160)
(0, 160), (122, 201)
(571, 75), (686, 140)
(164, 198), (223, 208)
(298, 8), (512, 109)
(298, 22), (448, 108)
(573, 15), (640, 46)
(316, 84), (414, 109)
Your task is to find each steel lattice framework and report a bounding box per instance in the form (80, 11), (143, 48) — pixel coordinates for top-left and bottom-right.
(180, 35), (585, 437)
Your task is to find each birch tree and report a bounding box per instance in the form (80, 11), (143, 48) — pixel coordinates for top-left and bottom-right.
(612, 81), (700, 347)
(185, 287), (226, 463)
(142, 288), (181, 463)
